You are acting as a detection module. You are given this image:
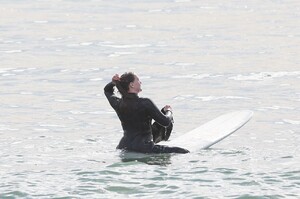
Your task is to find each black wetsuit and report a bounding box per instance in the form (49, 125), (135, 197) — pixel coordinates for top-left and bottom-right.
(104, 82), (189, 154)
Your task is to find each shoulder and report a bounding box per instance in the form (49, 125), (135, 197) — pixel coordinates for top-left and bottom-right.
(139, 97), (155, 106)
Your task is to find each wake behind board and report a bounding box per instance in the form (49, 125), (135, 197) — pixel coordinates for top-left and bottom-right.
(164, 110), (253, 152)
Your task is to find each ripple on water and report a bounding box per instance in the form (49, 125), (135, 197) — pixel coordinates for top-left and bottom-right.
(282, 119), (300, 125)
(174, 94), (251, 102)
(2, 50), (23, 54)
(280, 170), (300, 182)
(229, 71), (300, 81)
(1, 1), (300, 198)
(100, 43), (151, 49)
(0, 191), (29, 198)
(171, 73), (216, 79)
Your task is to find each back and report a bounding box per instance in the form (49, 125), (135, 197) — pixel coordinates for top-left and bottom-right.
(117, 95), (152, 138)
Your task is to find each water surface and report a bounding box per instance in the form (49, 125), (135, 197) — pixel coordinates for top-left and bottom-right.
(0, 0), (299, 198)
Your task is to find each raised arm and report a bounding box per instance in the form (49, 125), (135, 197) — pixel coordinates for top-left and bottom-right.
(104, 77), (120, 110)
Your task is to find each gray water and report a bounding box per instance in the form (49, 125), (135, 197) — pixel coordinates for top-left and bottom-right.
(1, 0), (300, 198)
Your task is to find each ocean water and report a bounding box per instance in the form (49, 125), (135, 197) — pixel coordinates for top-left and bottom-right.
(1, 0), (299, 198)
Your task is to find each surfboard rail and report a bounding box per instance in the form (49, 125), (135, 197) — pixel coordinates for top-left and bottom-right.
(165, 110), (253, 152)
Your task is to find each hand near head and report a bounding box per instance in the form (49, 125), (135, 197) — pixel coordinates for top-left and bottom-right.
(112, 74), (120, 84)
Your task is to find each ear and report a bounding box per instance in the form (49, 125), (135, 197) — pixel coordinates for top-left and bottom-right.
(130, 82), (134, 88)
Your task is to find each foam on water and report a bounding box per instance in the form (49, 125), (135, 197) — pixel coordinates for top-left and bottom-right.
(230, 71), (300, 81)
(174, 95), (252, 102)
(282, 119), (300, 125)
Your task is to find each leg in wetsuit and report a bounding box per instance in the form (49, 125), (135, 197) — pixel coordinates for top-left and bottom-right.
(152, 121), (172, 143)
(152, 107), (173, 143)
(152, 144), (189, 154)
(151, 109), (189, 154)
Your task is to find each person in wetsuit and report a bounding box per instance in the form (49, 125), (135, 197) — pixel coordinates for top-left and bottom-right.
(104, 72), (189, 154)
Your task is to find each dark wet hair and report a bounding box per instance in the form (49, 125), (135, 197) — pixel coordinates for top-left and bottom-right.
(116, 72), (135, 97)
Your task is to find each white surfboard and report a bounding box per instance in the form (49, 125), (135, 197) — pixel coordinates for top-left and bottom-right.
(164, 110), (253, 152)
(120, 110), (253, 161)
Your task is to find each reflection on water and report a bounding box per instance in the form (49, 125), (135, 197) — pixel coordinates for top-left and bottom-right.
(119, 151), (172, 166)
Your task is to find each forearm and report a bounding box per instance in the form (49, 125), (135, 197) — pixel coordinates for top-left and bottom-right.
(104, 81), (115, 94)
(147, 99), (172, 127)
(164, 110), (173, 120)
(161, 107), (173, 123)
(104, 81), (120, 110)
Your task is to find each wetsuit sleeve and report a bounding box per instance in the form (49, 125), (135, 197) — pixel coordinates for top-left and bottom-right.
(144, 98), (172, 127)
(104, 81), (120, 110)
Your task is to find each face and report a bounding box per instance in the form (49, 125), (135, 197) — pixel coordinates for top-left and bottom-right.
(130, 75), (142, 93)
